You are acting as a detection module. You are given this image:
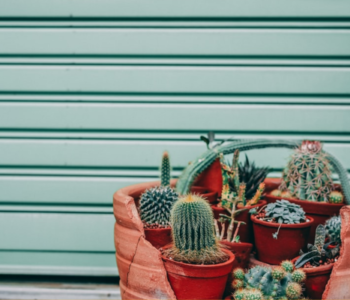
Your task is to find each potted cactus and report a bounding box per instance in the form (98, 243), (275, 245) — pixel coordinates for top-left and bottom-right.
(230, 260), (306, 300)
(161, 194), (235, 300)
(265, 140), (346, 242)
(139, 151), (178, 248)
(292, 216), (341, 299)
(212, 150), (268, 244)
(251, 199), (314, 265)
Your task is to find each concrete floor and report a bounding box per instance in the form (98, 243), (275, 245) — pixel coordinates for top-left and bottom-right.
(0, 282), (121, 300)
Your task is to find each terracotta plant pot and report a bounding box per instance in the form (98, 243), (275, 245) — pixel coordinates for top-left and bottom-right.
(251, 215), (314, 265)
(191, 186), (218, 204)
(144, 227), (172, 249)
(162, 248), (235, 300)
(264, 178), (345, 244)
(212, 200), (267, 244)
(220, 240), (253, 269)
(114, 180), (177, 299)
(292, 257), (333, 300)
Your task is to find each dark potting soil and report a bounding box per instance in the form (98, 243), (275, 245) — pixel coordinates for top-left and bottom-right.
(143, 222), (170, 229)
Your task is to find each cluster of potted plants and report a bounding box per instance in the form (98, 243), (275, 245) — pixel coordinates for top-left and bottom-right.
(114, 139), (349, 300)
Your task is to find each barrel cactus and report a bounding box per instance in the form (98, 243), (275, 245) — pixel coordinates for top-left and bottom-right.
(164, 194), (227, 264)
(279, 140), (334, 202)
(329, 191), (344, 204)
(232, 261), (305, 300)
(325, 215), (342, 244)
(139, 151), (178, 227)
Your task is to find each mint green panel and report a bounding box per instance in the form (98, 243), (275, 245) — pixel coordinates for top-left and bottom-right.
(1, 29), (350, 56)
(1, 67), (350, 94)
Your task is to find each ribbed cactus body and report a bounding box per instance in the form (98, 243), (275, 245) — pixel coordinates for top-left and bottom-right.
(166, 194), (226, 264)
(161, 151), (171, 186)
(280, 141), (334, 202)
(325, 215), (342, 244)
(329, 191), (344, 204)
(139, 186), (178, 226)
(233, 261), (305, 300)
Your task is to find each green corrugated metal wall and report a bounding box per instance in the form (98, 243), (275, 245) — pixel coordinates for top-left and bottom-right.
(0, 0), (349, 276)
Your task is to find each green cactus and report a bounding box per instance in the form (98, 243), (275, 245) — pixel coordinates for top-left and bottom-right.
(161, 151), (171, 186)
(325, 215), (342, 244)
(329, 191), (344, 204)
(232, 261), (305, 300)
(279, 141), (334, 202)
(164, 194), (227, 264)
(139, 151), (178, 226)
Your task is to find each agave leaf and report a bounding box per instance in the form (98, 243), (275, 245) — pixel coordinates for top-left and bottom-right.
(295, 250), (320, 268)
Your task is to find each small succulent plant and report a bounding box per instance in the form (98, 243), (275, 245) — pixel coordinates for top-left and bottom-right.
(295, 223), (340, 268)
(164, 194), (228, 265)
(325, 215), (342, 244)
(232, 260), (305, 300)
(139, 152), (178, 227)
(329, 191), (344, 204)
(264, 200), (306, 225)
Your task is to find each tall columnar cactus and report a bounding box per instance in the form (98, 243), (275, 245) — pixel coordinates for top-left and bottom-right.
(139, 151), (178, 226)
(279, 141), (334, 202)
(164, 194), (227, 264)
(232, 261), (305, 300)
(325, 215), (342, 244)
(161, 151), (171, 186)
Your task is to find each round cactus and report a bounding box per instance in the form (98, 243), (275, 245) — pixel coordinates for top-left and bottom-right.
(325, 215), (342, 244)
(281, 260), (294, 273)
(329, 191), (344, 204)
(286, 282), (302, 299)
(233, 289), (246, 300)
(279, 141), (334, 202)
(139, 186), (178, 226)
(270, 189), (281, 197)
(272, 267), (285, 280)
(232, 279), (244, 289)
(165, 194), (227, 264)
(291, 269), (306, 283)
(234, 268), (246, 280)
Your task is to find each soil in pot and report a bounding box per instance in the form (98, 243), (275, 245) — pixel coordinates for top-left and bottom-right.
(264, 178), (345, 244)
(212, 200), (266, 244)
(162, 248), (235, 300)
(143, 225), (172, 249)
(191, 186), (218, 204)
(251, 214), (314, 265)
(292, 256), (335, 300)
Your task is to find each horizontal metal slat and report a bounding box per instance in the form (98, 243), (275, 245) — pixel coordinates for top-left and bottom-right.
(1, 28), (350, 56)
(1, 66), (350, 94)
(0, 103), (349, 131)
(0, 212), (114, 251)
(1, 0), (350, 18)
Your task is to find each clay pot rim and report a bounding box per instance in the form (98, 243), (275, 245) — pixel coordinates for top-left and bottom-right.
(266, 194), (345, 208)
(161, 247), (235, 271)
(144, 227), (171, 232)
(292, 256), (334, 275)
(251, 214), (314, 229)
(220, 240), (253, 248)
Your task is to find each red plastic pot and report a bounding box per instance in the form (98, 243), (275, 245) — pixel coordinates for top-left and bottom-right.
(211, 200), (267, 244)
(251, 215), (314, 265)
(144, 227), (172, 249)
(191, 186), (218, 204)
(264, 178), (345, 244)
(162, 248), (235, 300)
(292, 257), (333, 300)
(220, 240), (253, 269)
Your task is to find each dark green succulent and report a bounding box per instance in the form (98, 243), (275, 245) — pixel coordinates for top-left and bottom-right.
(295, 224), (340, 268)
(265, 199), (306, 225)
(238, 154), (270, 200)
(325, 215), (342, 244)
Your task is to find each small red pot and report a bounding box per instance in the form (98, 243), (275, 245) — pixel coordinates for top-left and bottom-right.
(220, 240), (253, 269)
(264, 178), (345, 243)
(162, 248), (235, 300)
(212, 200), (267, 244)
(292, 257), (333, 300)
(251, 215), (314, 265)
(144, 227), (172, 249)
(191, 186), (218, 204)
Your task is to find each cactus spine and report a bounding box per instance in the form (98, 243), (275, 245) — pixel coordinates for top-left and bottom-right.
(325, 215), (342, 244)
(232, 261), (305, 300)
(164, 194), (227, 264)
(279, 141), (334, 202)
(139, 151), (178, 226)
